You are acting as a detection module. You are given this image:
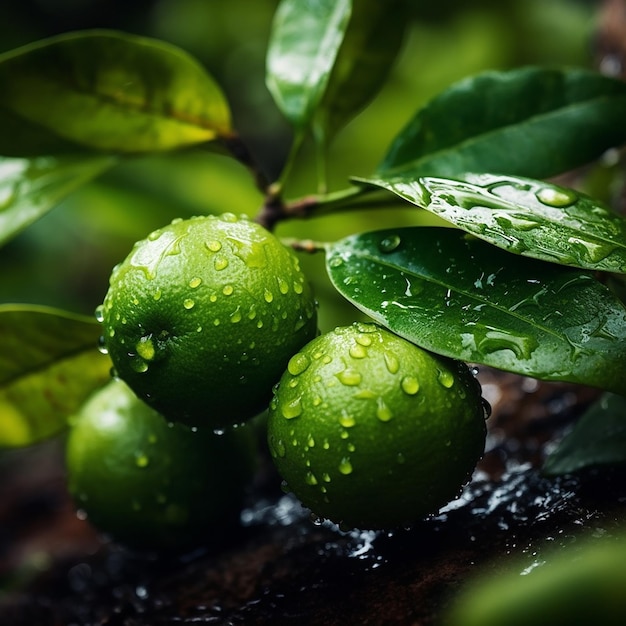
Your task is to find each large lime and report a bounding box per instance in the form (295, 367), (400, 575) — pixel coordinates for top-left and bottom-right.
(267, 322), (487, 529)
(99, 213), (317, 428)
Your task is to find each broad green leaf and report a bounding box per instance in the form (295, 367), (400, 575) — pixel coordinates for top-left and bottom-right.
(359, 173), (626, 274)
(326, 227), (626, 393)
(313, 0), (409, 143)
(543, 393), (626, 476)
(0, 30), (232, 155)
(0, 155), (116, 247)
(0, 305), (112, 447)
(266, 0), (352, 128)
(376, 67), (626, 179)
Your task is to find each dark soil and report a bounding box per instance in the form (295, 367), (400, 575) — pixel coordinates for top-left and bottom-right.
(0, 370), (624, 626)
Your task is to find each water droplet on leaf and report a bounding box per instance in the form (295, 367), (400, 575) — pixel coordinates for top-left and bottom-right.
(536, 187), (577, 208)
(379, 234), (401, 253)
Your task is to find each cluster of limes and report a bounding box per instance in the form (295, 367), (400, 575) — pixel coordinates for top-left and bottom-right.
(66, 213), (488, 550)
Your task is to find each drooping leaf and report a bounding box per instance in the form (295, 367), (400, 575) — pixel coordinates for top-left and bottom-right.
(0, 30), (232, 155)
(359, 173), (626, 274)
(376, 67), (626, 179)
(313, 0), (409, 143)
(326, 227), (626, 393)
(0, 155), (116, 247)
(266, 0), (352, 129)
(543, 393), (626, 476)
(0, 305), (112, 447)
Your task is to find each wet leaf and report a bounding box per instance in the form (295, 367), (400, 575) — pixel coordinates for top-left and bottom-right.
(359, 173), (626, 274)
(266, 0), (352, 129)
(313, 0), (409, 143)
(0, 155), (117, 247)
(376, 67), (626, 179)
(326, 227), (626, 393)
(543, 393), (626, 476)
(0, 30), (232, 155)
(0, 305), (112, 447)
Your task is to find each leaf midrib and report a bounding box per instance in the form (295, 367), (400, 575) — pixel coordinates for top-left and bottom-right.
(349, 248), (571, 343)
(379, 93), (626, 177)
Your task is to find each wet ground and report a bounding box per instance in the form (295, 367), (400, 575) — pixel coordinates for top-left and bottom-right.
(0, 370), (624, 625)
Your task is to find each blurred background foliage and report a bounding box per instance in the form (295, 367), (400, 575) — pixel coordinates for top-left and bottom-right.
(0, 0), (600, 333)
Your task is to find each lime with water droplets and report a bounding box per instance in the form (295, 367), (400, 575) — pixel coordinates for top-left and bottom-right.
(267, 322), (487, 529)
(99, 213), (317, 428)
(65, 379), (257, 550)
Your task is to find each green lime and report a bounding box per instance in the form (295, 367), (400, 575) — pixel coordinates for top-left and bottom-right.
(446, 535), (626, 626)
(65, 379), (257, 551)
(266, 322), (487, 529)
(98, 213), (317, 428)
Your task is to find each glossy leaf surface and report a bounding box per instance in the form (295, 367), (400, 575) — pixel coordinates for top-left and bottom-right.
(0, 155), (116, 247)
(326, 227), (626, 393)
(377, 67), (626, 179)
(313, 0), (408, 142)
(266, 0), (351, 128)
(0, 305), (112, 447)
(360, 173), (626, 273)
(0, 30), (231, 155)
(543, 393), (626, 476)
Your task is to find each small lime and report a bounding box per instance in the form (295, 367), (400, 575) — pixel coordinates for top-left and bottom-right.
(267, 322), (487, 529)
(65, 379), (257, 550)
(99, 213), (317, 428)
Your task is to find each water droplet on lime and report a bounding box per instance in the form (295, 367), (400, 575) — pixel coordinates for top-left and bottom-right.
(384, 351), (400, 374)
(183, 298), (195, 310)
(214, 255), (229, 271)
(336, 368), (362, 386)
(355, 334), (372, 347)
(349, 344), (368, 359)
(338, 457), (353, 475)
(136, 336), (155, 361)
(338, 410), (356, 428)
(401, 376), (419, 395)
(376, 397), (393, 422)
(281, 396), (303, 419)
(206, 240), (222, 253)
(437, 369), (455, 388)
(97, 336), (108, 354)
(288, 352), (311, 376)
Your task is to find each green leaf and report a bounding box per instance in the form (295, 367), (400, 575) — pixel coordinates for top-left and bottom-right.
(0, 155), (116, 247)
(266, 0), (352, 129)
(313, 0), (409, 143)
(0, 30), (232, 155)
(543, 393), (626, 476)
(326, 227), (626, 393)
(376, 67), (626, 179)
(359, 173), (626, 274)
(0, 305), (112, 447)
